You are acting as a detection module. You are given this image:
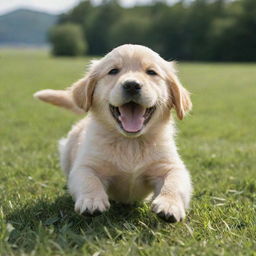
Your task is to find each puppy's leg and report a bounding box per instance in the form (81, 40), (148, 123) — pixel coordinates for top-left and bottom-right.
(68, 166), (110, 215)
(151, 165), (192, 222)
(34, 89), (84, 114)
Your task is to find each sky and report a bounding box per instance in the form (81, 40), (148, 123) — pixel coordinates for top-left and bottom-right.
(0, 0), (178, 15)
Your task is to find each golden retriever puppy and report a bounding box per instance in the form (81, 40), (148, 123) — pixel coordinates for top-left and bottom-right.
(34, 44), (192, 222)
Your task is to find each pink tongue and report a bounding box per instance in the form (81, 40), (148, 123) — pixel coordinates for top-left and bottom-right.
(118, 103), (146, 132)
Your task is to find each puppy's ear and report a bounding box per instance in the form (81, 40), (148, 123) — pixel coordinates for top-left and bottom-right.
(167, 62), (192, 120)
(71, 60), (99, 112)
(71, 76), (96, 112)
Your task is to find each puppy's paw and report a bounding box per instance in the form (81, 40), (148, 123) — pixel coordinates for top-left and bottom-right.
(152, 195), (185, 223)
(75, 195), (110, 216)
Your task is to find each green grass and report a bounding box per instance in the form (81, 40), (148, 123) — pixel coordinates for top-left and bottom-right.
(0, 49), (255, 256)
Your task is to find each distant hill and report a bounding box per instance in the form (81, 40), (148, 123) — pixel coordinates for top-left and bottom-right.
(0, 9), (57, 46)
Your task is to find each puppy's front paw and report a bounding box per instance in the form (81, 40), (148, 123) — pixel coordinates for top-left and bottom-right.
(75, 195), (110, 216)
(152, 195), (185, 223)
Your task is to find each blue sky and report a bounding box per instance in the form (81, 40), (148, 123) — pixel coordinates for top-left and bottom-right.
(0, 0), (179, 15)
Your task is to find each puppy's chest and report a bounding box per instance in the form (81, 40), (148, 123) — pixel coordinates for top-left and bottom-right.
(88, 142), (156, 202)
(97, 140), (157, 174)
(108, 172), (152, 202)
(85, 138), (168, 202)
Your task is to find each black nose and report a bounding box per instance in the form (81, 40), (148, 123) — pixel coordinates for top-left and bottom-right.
(123, 81), (141, 95)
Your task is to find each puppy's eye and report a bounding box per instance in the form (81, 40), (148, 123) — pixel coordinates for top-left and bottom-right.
(108, 68), (120, 75)
(146, 69), (158, 76)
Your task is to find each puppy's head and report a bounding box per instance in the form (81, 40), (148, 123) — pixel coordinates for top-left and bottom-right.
(72, 44), (192, 137)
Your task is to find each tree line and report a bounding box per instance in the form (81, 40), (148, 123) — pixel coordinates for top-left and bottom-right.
(49, 0), (256, 61)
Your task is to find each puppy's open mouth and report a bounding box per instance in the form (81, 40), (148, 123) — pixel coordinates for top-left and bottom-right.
(109, 102), (156, 133)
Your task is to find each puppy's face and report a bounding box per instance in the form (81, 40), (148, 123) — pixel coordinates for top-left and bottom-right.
(72, 45), (192, 137)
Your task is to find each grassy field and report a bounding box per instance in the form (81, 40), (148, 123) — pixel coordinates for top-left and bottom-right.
(0, 49), (255, 256)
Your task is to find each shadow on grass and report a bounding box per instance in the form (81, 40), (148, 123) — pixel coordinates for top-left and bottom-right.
(6, 194), (161, 253)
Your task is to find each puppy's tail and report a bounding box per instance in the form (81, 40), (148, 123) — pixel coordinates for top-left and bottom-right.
(33, 89), (84, 115)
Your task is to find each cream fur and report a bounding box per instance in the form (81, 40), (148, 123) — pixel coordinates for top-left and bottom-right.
(35, 44), (193, 222)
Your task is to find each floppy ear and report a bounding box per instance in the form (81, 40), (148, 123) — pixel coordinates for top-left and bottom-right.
(71, 75), (96, 112)
(167, 63), (192, 120)
(71, 60), (99, 112)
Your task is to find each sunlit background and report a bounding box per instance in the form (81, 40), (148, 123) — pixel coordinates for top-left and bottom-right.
(0, 0), (255, 61)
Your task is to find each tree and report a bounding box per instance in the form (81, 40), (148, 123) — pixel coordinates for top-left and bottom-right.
(149, 2), (188, 59)
(109, 12), (151, 48)
(209, 0), (256, 61)
(85, 1), (122, 55)
(58, 0), (94, 25)
(50, 0), (256, 61)
(49, 23), (87, 56)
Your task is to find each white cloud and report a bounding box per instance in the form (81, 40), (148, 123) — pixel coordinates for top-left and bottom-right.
(0, 0), (179, 15)
(0, 0), (81, 15)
